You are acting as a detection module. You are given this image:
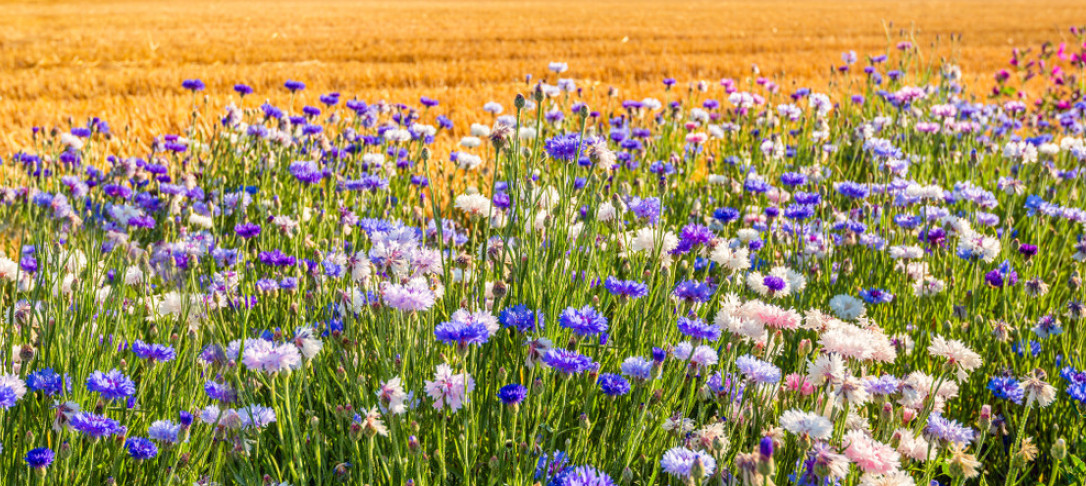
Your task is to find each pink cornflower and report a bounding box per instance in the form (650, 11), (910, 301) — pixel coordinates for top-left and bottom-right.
(424, 364), (475, 412)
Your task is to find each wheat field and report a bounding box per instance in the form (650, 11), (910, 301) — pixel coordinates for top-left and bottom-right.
(0, 0), (1082, 150)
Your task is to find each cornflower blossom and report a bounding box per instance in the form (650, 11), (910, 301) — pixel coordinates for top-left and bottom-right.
(424, 364), (475, 412)
(558, 305), (609, 336)
(26, 368), (66, 396)
(0, 374), (27, 408)
(779, 409), (833, 440)
(709, 244), (751, 273)
(454, 193), (492, 216)
(689, 345), (719, 369)
(1019, 370), (1056, 408)
(131, 340), (177, 363)
(383, 278), (436, 312)
(435, 313), (492, 349)
(148, 420), (182, 443)
(125, 437), (159, 460)
(736, 354), (781, 384)
(241, 339), (302, 374)
(543, 349), (596, 374)
(843, 430), (901, 474)
(356, 407), (388, 437)
(499, 305), (544, 333)
(25, 447), (55, 469)
(620, 356), (654, 382)
(660, 447), (716, 480)
(677, 317), (721, 342)
(497, 384), (528, 405)
(597, 374), (631, 396)
(70, 412), (125, 438)
(928, 335), (983, 380)
(86, 369), (136, 401)
(602, 277), (648, 299)
(924, 413), (976, 446)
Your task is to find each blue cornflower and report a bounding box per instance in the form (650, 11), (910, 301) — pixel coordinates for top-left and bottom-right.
(603, 277), (648, 299)
(132, 340), (177, 363)
(597, 374), (631, 396)
(558, 306), (608, 336)
(676, 317), (720, 342)
(284, 80), (306, 92)
(858, 288), (894, 304)
(535, 450), (571, 480)
(26, 368), (67, 396)
(863, 375), (900, 396)
(125, 437), (159, 460)
(735, 354), (781, 384)
(628, 197), (661, 223)
(552, 465), (615, 486)
(499, 305), (544, 333)
(542, 349), (596, 375)
(543, 133), (589, 162)
(25, 447), (54, 469)
(204, 380), (238, 402)
(235, 222), (261, 238)
(434, 318), (490, 349)
(672, 280), (715, 303)
(234, 84), (254, 96)
(181, 79), (205, 92)
(148, 420), (182, 443)
(497, 384), (528, 406)
(987, 376), (1024, 404)
(86, 369), (135, 401)
(780, 172), (807, 186)
(836, 181), (870, 199)
(713, 207), (740, 223)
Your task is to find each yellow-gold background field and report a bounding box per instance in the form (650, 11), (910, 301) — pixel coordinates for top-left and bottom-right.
(1, 0), (1084, 151)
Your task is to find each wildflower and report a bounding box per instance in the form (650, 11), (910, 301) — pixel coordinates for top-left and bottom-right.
(552, 465), (614, 486)
(86, 369), (135, 401)
(26, 369), (66, 397)
(0, 374), (27, 408)
(597, 374), (630, 396)
(736, 354), (781, 384)
(241, 339), (302, 374)
(559, 305), (609, 336)
(677, 316), (721, 342)
(780, 409), (833, 440)
(928, 335), (983, 380)
(542, 349), (596, 374)
(660, 447), (716, 480)
(377, 377), (409, 414)
(424, 364), (475, 412)
(25, 447), (54, 470)
(125, 437), (159, 460)
(497, 384), (527, 406)
(70, 412), (124, 438)
(602, 277), (648, 299)
(132, 340), (177, 363)
(843, 430), (900, 474)
(946, 444), (981, 479)
(620, 356), (654, 381)
(924, 413), (976, 446)
(499, 305), (544, 333)
(357, 407), (388, 437)
(148, 420), (182, 443)
(1020, 370), (1056, 408)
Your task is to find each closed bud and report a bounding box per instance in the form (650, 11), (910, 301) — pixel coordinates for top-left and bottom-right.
(1052, 438), (1067, 461)
(514, 94), (526, 109)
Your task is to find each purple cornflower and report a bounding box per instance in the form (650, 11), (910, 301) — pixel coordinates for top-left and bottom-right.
(132, 340), (176, 363)
(552, 465), (615, 486)
(148, 420), (182, 443)
(497, 384), (528, 406)
(70, 412), (125, 438)
(713, 207), (740, 223)
(863, 375), (900, 396)
(924, 414), (976, 446)
(763, 275), (787, 292)
(542, 349), (596, 375)
(836, 181), (870, 199)
(1018, 243), (1038, 259)
(86, 369), (135, 401)
(780, 172), (807, 186)
(660, 447), (716, 480)
(258, 249), (296, 267)
(125, 437), (159, 460)
(558, 305), (609, 336)
(289, 160), (323, 184)
(735, 354), (781, 384)
(234, 84), (253, 96)
(597, 373), (631, 396)
(543, 133), (589, 162)
(677, 317), (721, 342)
(204, 380), (238, 402)
(603, 276), (648, 299)
(284, 80), (306, 92)
(499, 305), (544, 333)
(181, 79), (205, 91)
(673, 224), (714, 254)
(235, 223), (261, 239)
(628, 197), (662, 223)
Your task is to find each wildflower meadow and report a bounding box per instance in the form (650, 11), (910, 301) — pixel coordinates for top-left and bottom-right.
(2, 23), (1086, 486)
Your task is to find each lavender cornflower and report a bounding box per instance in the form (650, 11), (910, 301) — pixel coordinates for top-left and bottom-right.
(284, 80), (306, 92)
(735, 355), (781, 384)
(924, 413), (976, 446)
(858, 288), (894, 304)
(148, 420), (182, 443)
(553, 465), (615, 486)
(620, 356), (654, 381)
(288, 160), (323, 184)
(0, 374), (26, 408)
(86, 369), (135, 401)
(597, 373), (631, 396)
(181, 79), (205, 92)
(660, 447), (716, 480)
(558, 305), (609, 336)
(628, 197), (662, 223)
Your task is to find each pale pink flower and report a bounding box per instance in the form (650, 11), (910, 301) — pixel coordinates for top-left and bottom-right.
(424, 364), (475, 412)
(843, 430), (901, 474)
